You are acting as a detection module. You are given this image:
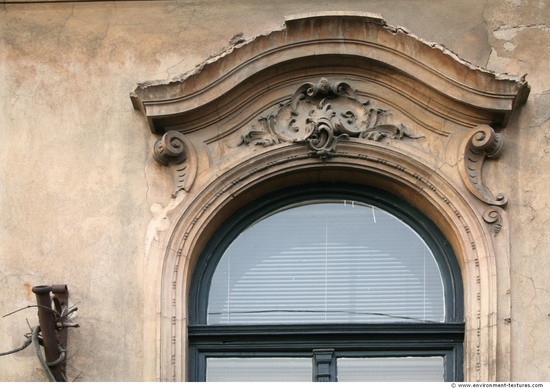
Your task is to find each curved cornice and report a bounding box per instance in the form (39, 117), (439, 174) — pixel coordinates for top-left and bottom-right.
(131, 12), (530, 134)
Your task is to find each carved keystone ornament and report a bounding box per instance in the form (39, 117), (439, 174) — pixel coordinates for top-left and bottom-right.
(239, 78), (422, 159)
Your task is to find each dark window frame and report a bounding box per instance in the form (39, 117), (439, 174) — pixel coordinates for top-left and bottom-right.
(188, 184), (464, 382)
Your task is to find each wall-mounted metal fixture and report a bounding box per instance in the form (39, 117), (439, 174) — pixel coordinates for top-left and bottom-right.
(32, 284), (77, 382)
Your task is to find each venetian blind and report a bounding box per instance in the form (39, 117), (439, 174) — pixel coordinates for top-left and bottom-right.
(205, 356), (444, 382)
(207, 201), (445, 325)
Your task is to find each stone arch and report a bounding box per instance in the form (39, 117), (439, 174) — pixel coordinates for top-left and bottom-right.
(132, 12), (528, 381)
(153, 142), (500, 381)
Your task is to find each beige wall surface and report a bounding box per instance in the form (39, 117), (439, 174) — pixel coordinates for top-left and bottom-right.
(0, 0), (548, 382)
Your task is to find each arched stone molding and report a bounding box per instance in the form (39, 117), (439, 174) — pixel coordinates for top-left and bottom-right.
(132, 12), (528, 382)
(146, 142), (508, 382)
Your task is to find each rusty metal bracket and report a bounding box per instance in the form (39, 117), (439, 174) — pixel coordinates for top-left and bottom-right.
(32, 284), (76, 382)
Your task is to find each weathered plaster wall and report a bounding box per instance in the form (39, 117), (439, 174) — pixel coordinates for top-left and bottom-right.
(0, 0), (548, 382)
(483, 0), (550, 381)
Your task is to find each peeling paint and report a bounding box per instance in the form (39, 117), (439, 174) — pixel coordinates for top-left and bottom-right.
(503, 42), (517, 51)
(145, 193), (186, 257)
(2, 0), (549, 382)
(487, 48), (512, 73)
(494, 24), (550, 41)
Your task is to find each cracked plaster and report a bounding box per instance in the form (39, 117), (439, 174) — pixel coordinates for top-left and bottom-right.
(0, 0), (548, 382)
(483, 11), (550, 373)
(485, 0), (550, 93)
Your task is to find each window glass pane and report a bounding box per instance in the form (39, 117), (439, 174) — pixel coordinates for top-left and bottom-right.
(206, 357), (312, 382)
(338, 357), (444, 382)
(208, 201), (445, 325)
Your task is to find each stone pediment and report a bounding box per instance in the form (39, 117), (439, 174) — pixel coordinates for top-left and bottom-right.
(131, 12), (529, 135)
(131, 12), (529, 208)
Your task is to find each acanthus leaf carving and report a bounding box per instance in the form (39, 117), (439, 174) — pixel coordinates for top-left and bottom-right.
(237, 124), (280, 147)
(459, 124), (507, 207)
(239, 78), (423, 158)
(152, 130), (197, 195)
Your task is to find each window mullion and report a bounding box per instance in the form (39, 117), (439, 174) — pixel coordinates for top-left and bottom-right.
(312, 349), (337, 382)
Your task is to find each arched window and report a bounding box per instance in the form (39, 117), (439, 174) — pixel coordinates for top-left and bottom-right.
(189, 184), (464, 382)
(132, 13), (528, 381)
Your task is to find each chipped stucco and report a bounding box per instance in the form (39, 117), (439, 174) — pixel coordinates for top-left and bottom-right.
(1, 0), (549, 382)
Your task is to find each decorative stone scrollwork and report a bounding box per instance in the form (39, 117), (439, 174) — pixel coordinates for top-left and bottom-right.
(153, 131), (188, 166)
(239, 78), (422, 159)
(238, 126), (280, 147)
(459, 125), (507, 207)
(483, 206), (504, 236)
(152, 130), (197, 194)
